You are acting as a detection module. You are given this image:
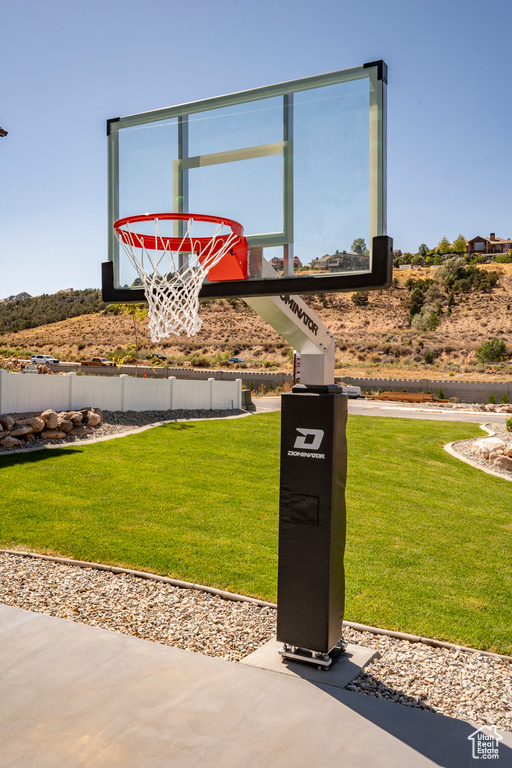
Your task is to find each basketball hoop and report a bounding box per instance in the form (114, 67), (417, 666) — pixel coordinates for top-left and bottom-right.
(114, 213), (247, 341)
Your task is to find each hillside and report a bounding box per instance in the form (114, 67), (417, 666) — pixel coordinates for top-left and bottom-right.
(1, 263), (512, 381)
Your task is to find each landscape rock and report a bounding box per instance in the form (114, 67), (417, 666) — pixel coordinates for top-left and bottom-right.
(15, 416), (45, 433)
(70, 425), (93, 435)
(471, 437), (506, 458)
(57, 412), (73, 433)
(0, 415), (15, 430)
(41, 409), (59, 429)
(84, 410), (101, 427)
(492, 455), (512, 471)
(0, 406), (106, 452)
(10, 425), (33, 437)
(0, 436), (22, 448)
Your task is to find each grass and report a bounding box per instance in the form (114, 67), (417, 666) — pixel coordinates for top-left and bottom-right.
(1, 413), (511, 654)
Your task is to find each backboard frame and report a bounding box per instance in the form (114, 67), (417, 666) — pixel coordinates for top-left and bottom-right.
(103, 61), (392, 303)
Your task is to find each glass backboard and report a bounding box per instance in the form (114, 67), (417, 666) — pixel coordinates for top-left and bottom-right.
(103, 61), (392, 301)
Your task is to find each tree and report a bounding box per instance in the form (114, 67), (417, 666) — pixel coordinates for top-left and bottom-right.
(452, 234), (467, 256)
(417, 243), (429, 257)
(438, 236), (452, 255)
(351, 238), (369, 256)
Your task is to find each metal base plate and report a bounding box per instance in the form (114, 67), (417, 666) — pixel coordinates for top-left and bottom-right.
(278, 641), (347, 670)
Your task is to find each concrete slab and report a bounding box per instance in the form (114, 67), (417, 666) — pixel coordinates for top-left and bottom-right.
(1, 603), (511, 768)
(241, 636), (380, 688)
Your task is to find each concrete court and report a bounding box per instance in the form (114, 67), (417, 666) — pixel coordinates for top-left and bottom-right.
(2, 604), (511, 768)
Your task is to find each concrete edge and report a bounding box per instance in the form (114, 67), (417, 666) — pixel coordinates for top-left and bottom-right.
(2, 549), (511, 663)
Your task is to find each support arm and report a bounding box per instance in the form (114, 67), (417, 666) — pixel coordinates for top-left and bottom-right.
(244, 259), (336, 386)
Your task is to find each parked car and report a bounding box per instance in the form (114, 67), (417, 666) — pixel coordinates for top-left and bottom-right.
(340, 385), (361, 399)
(81, 357), (116, 367)
(31, 354), (59, 365)
(151, 353), (167, 361)
(228, 357), (245, 363)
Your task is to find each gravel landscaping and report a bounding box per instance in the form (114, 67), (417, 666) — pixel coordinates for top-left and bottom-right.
(0, 552), (510, 732)
(449, 421), (512, 480)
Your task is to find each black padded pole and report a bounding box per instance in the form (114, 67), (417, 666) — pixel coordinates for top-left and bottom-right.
(276, 388), (347, 654)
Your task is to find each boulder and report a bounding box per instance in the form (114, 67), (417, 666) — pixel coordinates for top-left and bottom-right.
(10, 425), (33, 437)
(70, 425), (93, 435)
(23, 433), (36, 443)
(0, 436), (22, 448)
(83, 410), (101, 427)
(41, 409), (59, 429)
(92, 407), (103, 423)
(0, 415), (15, 430)
(57, 412), (74, 433)
(493, 455), (512, 471)
(472, 437), (506, 459)
(41, 429), (67, 439)
(69, 411), (83, 426)
(505, 444), (512, 458)
(15, 416), (45, 433)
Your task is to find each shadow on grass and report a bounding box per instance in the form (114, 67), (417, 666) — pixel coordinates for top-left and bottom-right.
(161, 423), (196, 431)
(0, 447), (83, 467)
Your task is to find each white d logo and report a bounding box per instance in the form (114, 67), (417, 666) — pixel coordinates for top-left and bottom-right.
(294, 428), (324, 451)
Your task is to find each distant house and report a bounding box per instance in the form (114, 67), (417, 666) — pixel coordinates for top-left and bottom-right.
(269, 256), (302, 271)
(467, 232), (512, 255)
(2, 292), (32, 303)
(312, 250), (369, 272)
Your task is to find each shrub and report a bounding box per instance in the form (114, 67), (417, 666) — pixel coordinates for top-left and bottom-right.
(351, 291), (369, 306)
(506, 418), (512, 432)
(437, 387), (445, 400)
(488, 393), (496, 404)
(475, 338), (509, 364)
(411, 310), (439, 331)
(501, 392), (509, 404)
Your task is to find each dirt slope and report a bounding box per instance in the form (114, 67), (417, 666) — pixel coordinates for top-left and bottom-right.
(1, 265), (512, 381)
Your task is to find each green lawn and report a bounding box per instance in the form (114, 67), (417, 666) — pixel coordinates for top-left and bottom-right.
(1, 412), (511, 654)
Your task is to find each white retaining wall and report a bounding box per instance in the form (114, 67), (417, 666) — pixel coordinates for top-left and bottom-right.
(0, 370), (242, 414)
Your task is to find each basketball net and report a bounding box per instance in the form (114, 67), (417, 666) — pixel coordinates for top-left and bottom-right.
(114, 214), (245, 341)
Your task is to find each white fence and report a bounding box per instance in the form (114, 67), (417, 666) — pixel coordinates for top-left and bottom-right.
(0, 370), (242, 414)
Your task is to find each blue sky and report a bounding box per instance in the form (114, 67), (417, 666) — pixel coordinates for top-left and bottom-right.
(1, 0), (511, 298)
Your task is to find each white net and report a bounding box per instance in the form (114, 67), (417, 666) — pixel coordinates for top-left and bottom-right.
(115, 216), (239, 341)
